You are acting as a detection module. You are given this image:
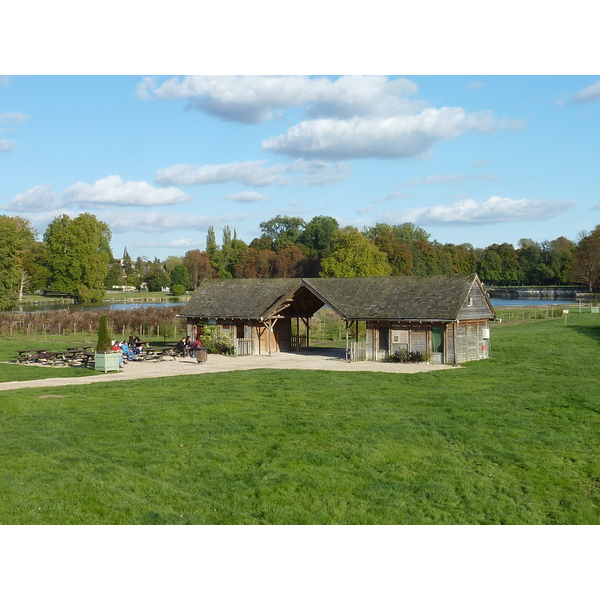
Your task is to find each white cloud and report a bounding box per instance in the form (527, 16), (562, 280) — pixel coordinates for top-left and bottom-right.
(0, 112), (29, 125)
(404, 173), (500, 186)
(0, 139), (15, 152)
(136, 238), (204, 249)
(155, 161), (290, 187)
(2, 183), (58, 212)
(155, 158), (349, 188)
(138, 75), (423, 123)
(222, 191), (268, 203)
(573, 81), (600, 103)
(262, 109), (524, 160)
(62, 175), (192, 207)
(104, 210), (252, 233)
(288, 159), (350, 186)
(466, 81), (485, 90)
(382, 196), (576, 226)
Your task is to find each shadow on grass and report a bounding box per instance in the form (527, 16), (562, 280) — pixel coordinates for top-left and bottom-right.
(572, 324), (600, 344)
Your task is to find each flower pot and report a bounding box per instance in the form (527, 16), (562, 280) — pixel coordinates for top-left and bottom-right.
(94, 352), (121, 373)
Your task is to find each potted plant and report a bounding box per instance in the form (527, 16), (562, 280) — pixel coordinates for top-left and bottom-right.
(94, 315), (120, 373)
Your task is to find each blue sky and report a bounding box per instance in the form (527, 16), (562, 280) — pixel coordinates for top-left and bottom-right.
(1, 74), (599, 260)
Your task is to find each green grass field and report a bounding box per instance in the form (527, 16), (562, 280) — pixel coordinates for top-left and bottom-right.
(1, 314), (599, 524)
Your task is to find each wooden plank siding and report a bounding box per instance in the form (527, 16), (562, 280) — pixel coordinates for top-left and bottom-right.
(180, 274), (495, 363)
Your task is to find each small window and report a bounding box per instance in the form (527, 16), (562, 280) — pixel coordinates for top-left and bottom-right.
(467, 296), (473, 306)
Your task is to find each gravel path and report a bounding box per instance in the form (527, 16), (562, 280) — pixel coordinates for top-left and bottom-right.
(0, 350), (458, 391)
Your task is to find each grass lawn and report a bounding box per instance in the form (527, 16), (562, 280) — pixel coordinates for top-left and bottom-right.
(0, 314), (599, 524)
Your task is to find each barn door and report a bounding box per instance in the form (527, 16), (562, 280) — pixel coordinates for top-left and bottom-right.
(431, 326), (444, 364)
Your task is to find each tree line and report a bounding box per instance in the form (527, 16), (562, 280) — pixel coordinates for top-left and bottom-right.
(1, 212), (599, 310)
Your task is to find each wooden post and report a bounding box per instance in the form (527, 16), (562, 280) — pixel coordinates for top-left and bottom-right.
(345, 321), (350, 361)
(268, 319), (272, 356)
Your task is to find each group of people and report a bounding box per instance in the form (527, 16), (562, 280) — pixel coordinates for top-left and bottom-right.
(176, 336), (203, 358)
(111, 336), (144, 366)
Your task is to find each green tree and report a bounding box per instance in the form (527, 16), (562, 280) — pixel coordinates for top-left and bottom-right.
(21, 241), (51, 293)
(372, 231), (414, 275)
(43, 213), (112, 302)
(479, 243), (523, 285)
(300, 215), (339, 254)
(145, 264), (171, 292)
(104, 263), (125, 288)
(0, 215), (37, 304)
(320, 227), (392, 277)
(260, 215), (306, 251)
(170, 263), (191, 289)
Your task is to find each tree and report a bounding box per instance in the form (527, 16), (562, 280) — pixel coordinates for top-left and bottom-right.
(170, 263), (191, 289)
(566, 226), (600, 291)
(273, 245), (307, 277)
(43, 213), (112, 302)
(183, 249), (216, 289)
(21, 241), (51, 293)
(300, 215), (339, 255)
(0, 215), (37, 305)
(234, 247), (276, 278)
(372, 231), (414, 275)
(320, 227), (392, 277)
(145, 264), (171, 291)
(259, 215), (306, 251)
(104, 263), (125, 288)
(96, 315), (112, 354)
(478, 243), (523, 285)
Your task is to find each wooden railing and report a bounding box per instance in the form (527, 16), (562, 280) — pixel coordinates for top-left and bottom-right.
(236, 339), (253, 356)
(349, 341), (367, 362)
(290, 334), (309, 350)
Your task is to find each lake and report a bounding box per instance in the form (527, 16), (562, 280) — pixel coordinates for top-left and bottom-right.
(9, 297), (584, 314)
(9, 301), (187, 313)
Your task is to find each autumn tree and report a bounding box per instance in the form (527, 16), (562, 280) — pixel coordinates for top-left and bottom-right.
(183, 249), (216, 289)
(566, 227), (600, 291)
(234, 247), (276, 278)
(273, 245), (307, 277)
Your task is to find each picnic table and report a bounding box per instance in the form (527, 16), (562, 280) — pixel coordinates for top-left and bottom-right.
(138, 346), (178, 361)
(15, 349), (50, 363)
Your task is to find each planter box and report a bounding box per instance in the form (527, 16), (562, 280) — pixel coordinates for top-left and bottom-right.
(94, 352), (121, 373)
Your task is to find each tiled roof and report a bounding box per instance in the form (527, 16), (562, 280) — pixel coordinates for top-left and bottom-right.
(179, 275), (493, 321)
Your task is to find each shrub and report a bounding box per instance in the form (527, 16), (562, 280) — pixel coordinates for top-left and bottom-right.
(385, 349), (430, 363)
(171, 284), (185, 297)
(96, 315), (112, 353)
(200, 325), (236, 355)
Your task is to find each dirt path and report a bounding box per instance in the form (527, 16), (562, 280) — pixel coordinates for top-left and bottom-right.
(0, 351), (458, 391)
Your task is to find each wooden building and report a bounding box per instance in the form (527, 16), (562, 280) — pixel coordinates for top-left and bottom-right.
(178, 274), (496, 364)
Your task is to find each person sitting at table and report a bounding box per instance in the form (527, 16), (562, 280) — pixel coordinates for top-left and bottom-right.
(128, 336), (143, 355)
(190, 338), (202, 357)
(112, 340), (125, 367)
(176, 337), (187, 357)
(120, 340), (136, 361)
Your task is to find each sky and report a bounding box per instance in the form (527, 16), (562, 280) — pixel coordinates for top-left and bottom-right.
(3, 74), (599, 261)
